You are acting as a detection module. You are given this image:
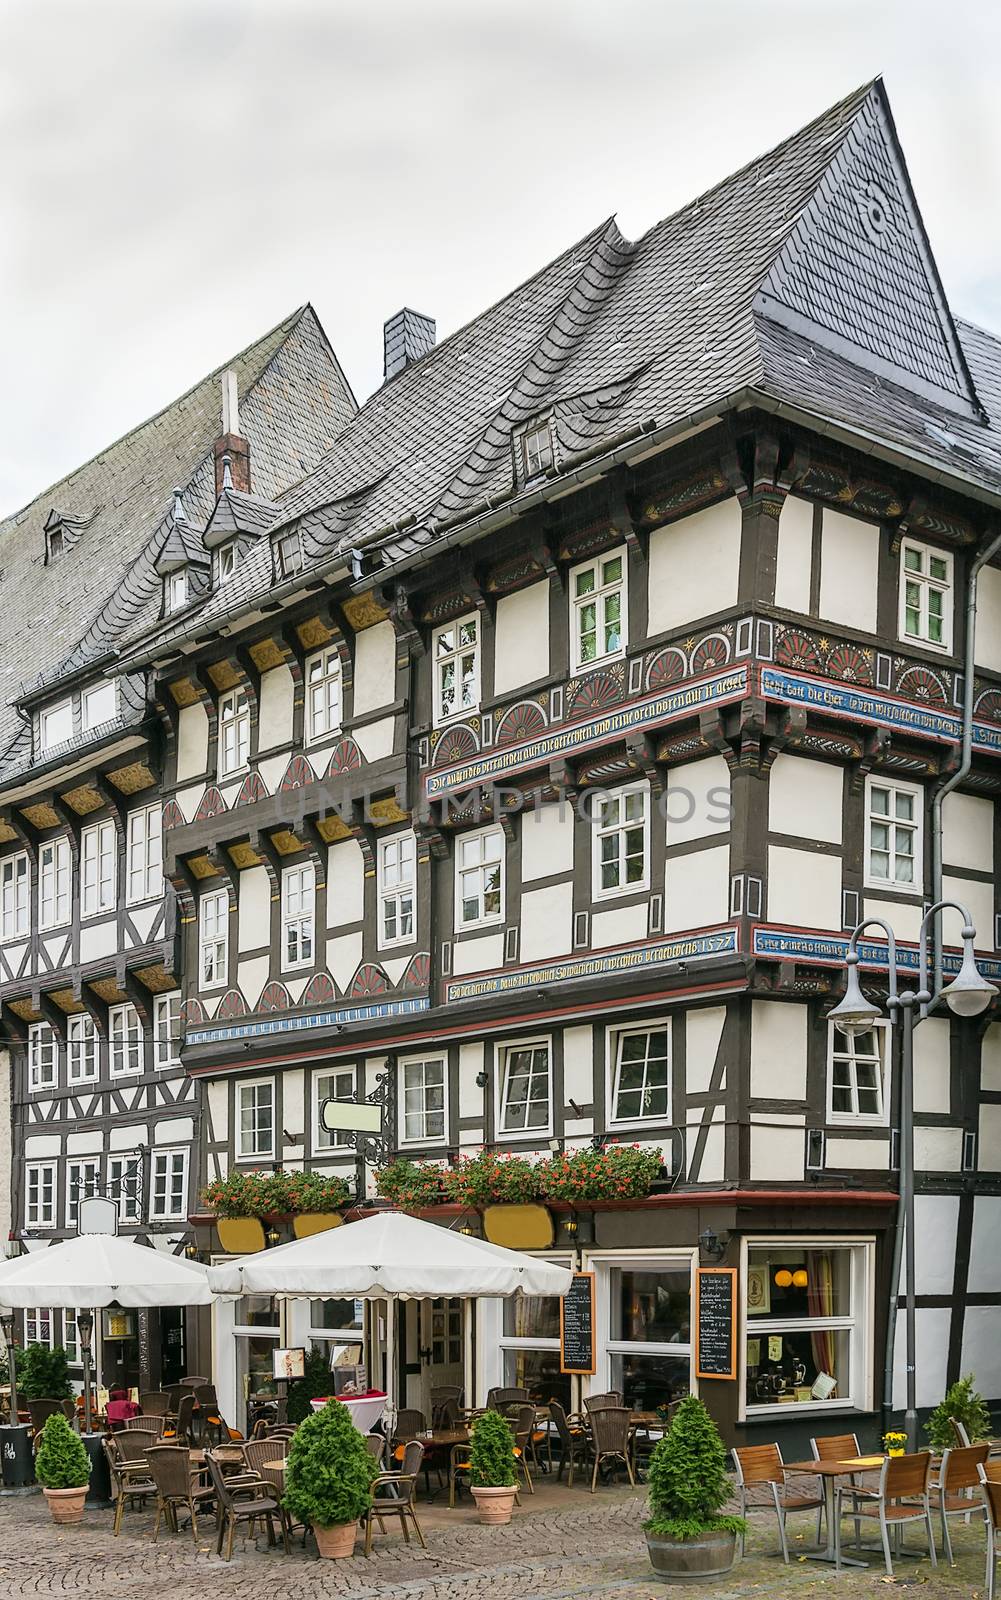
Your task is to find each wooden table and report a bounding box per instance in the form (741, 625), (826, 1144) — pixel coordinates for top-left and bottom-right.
(261, 1457), (286, 1493)
(785, 1455), (885, 1567)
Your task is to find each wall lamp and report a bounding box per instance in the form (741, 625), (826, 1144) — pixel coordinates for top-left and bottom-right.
(698, 1225), (729, 1262)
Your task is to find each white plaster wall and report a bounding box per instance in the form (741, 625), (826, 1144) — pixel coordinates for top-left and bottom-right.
(942, 791), (994, 873)
(154, 1117), (194, 1146)
(913, 1193), (961, 1294)
(238, 866), (271, 952)
(663, 844), (729, 932)
(773, 495), (814, 614)
(892, 1306), (950, 1410)
(176, 702), (209, 783)
(521, 804), (575, 882)
(982, 1024), (1001, 1092)
(67, 1130), (104, 1154)
(647, 500), (741, 634)
(206, 1080), (229, 1147)
(818, 509), (879, 632)
(685, 1007), (726, 1094)
(327, 931), (363, 991)
(696, 1112), (726, 1184)
(591, 902), (647, 950)
(520, 882), (573, 962)
(975, 564), (1001, 675)
(24, 1134), (60, 1157)
(750, 1000), (808, 1100)
(282, 1072), (306, 1147)
(664, 755), (731, 845)
(979, 1104), (1001, 1169)
(458, 1042), (485, 1120)
(238, 956), (270, 1009)
(563, 1026), (593, 1109)
(962, 1305), (1001, 1401)
(825, 1137), (889, 1170)
(767, 845), (841, 930)
(258, 664), (294, 752)
(862, 897), (924, 942)
(494, 582), (550, 694)
(355, 718), (395, 764)
(327, 839), (365, 927)
(451, 933), (505, 975)
(749, 1117), (804, 1181)
(915, 1126), (963, 1169)
(257, 755), (287, 794)
(942, 874), (995, 951)
(968, 1195), (1001, 1292)
(80, 921), (118, 962)
(912, 1016), (950, 1115)
(768, 754), (843, 844)
(353, 622), (396, 717)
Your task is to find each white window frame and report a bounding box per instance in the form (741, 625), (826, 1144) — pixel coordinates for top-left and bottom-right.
(305, 646), (342, 745)
(149, 1147), (188, 1221)
(167, 569), (188, 613)
(218, 687), (251, 777)
(65, 1158), (101, 1229)
(864, 776), (923, 894)
(218, 540), (241, 583)
(377, 831), (416, 949)
(237, 1076), (276, 1161)
(153, 992), (181, 1070)
(454, 826), (505, 930)
(28, 1022), (57, 1093)
(491, 1250), (573, 1395)
(826, 1020), (890, 1126)
(590, 782), (650, 901)
(62, 1309), (80, 1366)
(496, 1036), (553, 1140)
(281, 863), (315, 971)
(739, 1235), (875, 1421)
(432, 614), (480, 726)
(521, 419), (554, 479)
(39, 698), (72, 753)
(109, 1003), (144, 1078)
(81, 680), (116, 732)
(592, 1248), (697, 1405)
(67, 1013), (97, 1084)
(606, 1021), (672, 1129)
(81, 818), (116, 918)
(313, 1066), (356, 1154)
(38, 836), (71, 930)
(398, 1054), (448, 1146)
(24, 1308), (54, 1349)
(1, 851), (29, 940)
(126, 804), (162, 904)
(25, 1162), (56, 1228)
(570, 548), (627, 675)
(199, 888), (229, 990)
(899, 538), (953, 653)
(108, 1152), (142, 1224)
(276, 530), (303, 580)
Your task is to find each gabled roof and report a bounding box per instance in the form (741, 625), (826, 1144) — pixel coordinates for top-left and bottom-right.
(0, 303), (356, 783)
(127, 80), (1001, 666)
(203, 486), (279, 551)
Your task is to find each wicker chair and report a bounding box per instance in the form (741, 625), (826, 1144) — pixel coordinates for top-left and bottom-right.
(205, 1450), (289, 1562)
(509, 1404), (537, 1495)
(362, 1439), (427, 1557)
(930, 1444), (989, 1564)
(121, 1414), (168, 1438)
(732, 1444), (824, 1563)
(486, 1387), (530, 1411)
(141, 1392), (172, 1416)
(164, 1393), (195, 1447)
(365, 1434), (387, 1469)
(550, 1401), (590, 1487)
(583, 1391), (623, 1415)
(588, 1406), (635, 1493)
(147, 1444), (216, 1543)
(836, 1451), (937, 1576)
(27, 1399), (64, 1446)
(106, 1432), (157, 1536)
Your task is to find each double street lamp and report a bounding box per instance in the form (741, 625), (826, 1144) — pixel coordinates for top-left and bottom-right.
(829, 902), (996, 1450)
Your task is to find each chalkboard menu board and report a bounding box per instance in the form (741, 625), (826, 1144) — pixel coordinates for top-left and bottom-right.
(695, 1267), (737, 1380)
(560, 1271), (596, 1375)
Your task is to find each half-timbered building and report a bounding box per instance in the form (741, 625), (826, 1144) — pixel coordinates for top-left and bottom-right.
(53, 78), (1001, 1448)
(0, 307), (355, 1391)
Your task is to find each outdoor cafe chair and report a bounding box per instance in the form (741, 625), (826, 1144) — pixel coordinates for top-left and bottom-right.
(508, 1404), (538, 1495)
(810, 1433), (862, 1546)
(732, 1444), (824, 1563)
(362, 1439), (427, 1558)
(588, 1406), (635, 1494)
(179, 1375), (209, 1388)
(141, 1391), (172, 1416)
(365, 1433), (387, 1469)
(147, 1444), (216, 1544)
(952, 1418), (972, 1448)
(550, 1400), (590, 1488)
(583, 1391), (623, 1415)
(27, 1398), (64, 1444)
(205, 1449), (289, 1562)
(121, 1413), (169, 1437)
(836, 1451), (938, 1577)
(163, 1393), (195, 1447)
(486, 1387), (530, 1411)
(930, 1444), (989, 1563)
(979, 1463), (1001, 1600)
(104, 1434), (156, 1537)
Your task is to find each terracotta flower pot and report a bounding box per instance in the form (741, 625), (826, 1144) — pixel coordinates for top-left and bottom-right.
(645, 1529), (736, 1583)
(43, 1486), (88, 1525)
(471, 1485), (518, 1525)
(313, 1519), (358, 1558)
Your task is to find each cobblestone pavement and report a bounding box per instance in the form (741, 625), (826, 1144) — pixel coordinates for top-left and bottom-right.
(0, 1481), (990, 1598)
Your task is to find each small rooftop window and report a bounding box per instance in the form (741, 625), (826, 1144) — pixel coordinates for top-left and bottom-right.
(82, 680), (116, 733)
(46, 525), (64, 562)
(521, 419), (554, 481)
(218, 541), (242, 584)
(276, 530), (304, 581)
(40, 699), (72, 753)
(166, 570), (188, 613)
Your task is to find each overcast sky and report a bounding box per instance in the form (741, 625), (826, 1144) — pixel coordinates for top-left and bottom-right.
(1, 0), (999, 513)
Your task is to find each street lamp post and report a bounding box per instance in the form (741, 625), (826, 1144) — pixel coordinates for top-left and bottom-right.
(77, 1311), (95, 1436)
(829, 903), (996, 1451)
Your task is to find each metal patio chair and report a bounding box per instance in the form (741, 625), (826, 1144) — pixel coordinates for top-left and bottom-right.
(362, 1439), (427, 1557)
(732, 1443), (824, 1563)
(979, 1463), (1001, 1600)
(836, 1450), (938, 1577)
(930, 1443), (989, 1563)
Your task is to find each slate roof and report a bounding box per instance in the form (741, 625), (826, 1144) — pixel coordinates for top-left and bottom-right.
(0, 305), (356, 783)
(112, 80), (1001, 669)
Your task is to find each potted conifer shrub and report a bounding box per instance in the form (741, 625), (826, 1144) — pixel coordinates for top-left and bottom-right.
(282, 1398), (376, 1558)
(468, 1408), (518, 1525)
(35, 1412), (91, 1525)
(643, 1395), (745, 1582)
(925, 1373), (993, 1449)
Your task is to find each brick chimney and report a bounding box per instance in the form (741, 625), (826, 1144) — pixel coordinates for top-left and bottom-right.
(213, 369), (251, 495)
(383, 308), (435, 381)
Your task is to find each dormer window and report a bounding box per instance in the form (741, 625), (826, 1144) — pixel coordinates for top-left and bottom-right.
(167, 569), (188, 613)
(40, 699), (72, 753)
(521, 419), (554, 480)
(46, 525), (64, 562)
(82, 680), (116, 733)
(218, 541), (241, 583)
(276, 531), (303, 580)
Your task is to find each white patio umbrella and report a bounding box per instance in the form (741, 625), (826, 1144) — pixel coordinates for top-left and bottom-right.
(207, 1210), (572, 1413)
(0, 1232), (215, 1308)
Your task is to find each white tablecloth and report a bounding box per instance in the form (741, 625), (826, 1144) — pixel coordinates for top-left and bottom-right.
(311, 1392), (387, 1432)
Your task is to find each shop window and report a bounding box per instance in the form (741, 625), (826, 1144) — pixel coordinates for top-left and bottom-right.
(600, 1257), (692, 1412)
(497, 1261), (572, 1412)
(744, 1239), (872, 1416)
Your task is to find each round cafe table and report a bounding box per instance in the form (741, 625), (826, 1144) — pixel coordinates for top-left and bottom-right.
(310, 1391), (388, 1433)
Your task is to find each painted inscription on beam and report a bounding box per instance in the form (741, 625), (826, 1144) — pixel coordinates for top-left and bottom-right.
(446, 926), (740, 1002)
(759, 666), (1001, 753)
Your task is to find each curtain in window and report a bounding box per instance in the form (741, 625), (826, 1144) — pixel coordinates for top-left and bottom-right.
(807, 1251), (835, 1383)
